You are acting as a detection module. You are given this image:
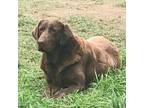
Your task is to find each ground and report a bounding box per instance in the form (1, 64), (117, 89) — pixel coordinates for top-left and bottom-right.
(18, 0), (126, 108)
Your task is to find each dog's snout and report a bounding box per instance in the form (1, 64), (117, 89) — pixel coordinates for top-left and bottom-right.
(38, 35), (46, 44)
(37, 39), (46, 51)
(38, 39), (45, 45)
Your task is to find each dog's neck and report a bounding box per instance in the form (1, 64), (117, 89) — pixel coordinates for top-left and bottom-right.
(45, 36), (82, 72)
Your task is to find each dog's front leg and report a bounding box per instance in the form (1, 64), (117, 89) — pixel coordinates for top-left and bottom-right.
(53, 84), (84, 98)
(44, 84), (60, 97)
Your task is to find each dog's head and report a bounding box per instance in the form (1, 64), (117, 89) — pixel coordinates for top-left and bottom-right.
(32, 19), (74, 52)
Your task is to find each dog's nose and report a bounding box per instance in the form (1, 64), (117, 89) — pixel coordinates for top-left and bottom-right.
(38, 41), (45, 47)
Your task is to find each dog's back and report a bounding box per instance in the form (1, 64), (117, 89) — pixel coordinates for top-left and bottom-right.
(87, 36), (120, 70)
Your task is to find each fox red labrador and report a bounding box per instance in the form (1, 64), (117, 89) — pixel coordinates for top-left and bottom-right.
(32, 19), (120, 98)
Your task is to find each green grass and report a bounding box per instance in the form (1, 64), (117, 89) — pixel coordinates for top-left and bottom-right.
(83, 0), (126, 7)
(18, 15), (126, 108)
(116, 0), (126, 8)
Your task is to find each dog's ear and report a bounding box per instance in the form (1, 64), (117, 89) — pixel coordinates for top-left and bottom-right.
(60, 24), (74, 45)
(32, 20), (45, 40)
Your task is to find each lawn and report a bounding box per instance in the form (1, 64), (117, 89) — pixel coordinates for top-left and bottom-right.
(18, 0), (126, 108)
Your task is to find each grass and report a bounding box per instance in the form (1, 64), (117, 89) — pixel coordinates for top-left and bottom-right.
(116, 0), (126, 8)
(18, 0), (126, 108)
(83, 0), (126, 7)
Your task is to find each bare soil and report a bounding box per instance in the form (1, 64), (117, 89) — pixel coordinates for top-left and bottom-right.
(26, 0), (125, 21)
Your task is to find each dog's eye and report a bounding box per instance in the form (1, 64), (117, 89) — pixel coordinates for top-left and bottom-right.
(49, 27), (56, 33)
(39, 27), (45, 31)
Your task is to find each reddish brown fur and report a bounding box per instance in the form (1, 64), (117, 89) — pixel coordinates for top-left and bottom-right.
(32, 19), (120, 98)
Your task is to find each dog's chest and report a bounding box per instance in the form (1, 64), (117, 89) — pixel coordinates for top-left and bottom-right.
(47, 62), (79, 88)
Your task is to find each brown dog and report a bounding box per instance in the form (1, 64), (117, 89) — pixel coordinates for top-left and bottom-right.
(32, 19), (120, 98)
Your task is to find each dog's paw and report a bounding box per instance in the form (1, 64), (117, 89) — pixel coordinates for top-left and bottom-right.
(43, 88), (51, 98)
(53, 91), (66, 98)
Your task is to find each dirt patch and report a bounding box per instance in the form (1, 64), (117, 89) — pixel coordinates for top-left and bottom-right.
(21, 0), (125, 21)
